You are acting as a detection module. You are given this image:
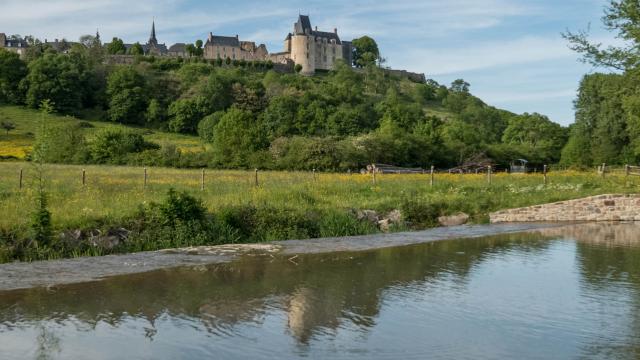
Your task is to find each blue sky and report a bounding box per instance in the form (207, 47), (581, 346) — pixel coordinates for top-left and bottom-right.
(0, 0), (617, 125)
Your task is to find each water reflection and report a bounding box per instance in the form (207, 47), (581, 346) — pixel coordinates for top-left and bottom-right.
(2, 224), (640, 359)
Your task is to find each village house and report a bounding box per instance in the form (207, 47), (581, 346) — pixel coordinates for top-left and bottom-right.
(203, 33), (269, 61)
(0, 33), (28, 57)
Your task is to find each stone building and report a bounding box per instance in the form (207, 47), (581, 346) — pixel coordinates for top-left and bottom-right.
(112, 20), (168, 55)
(203, 33), (268, 61)
(0, 33), (28, 57)
(168, 43), (187, 57)
(270, 15), (353, 75)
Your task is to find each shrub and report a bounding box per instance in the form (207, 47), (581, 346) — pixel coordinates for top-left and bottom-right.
(168, 96), (211, 134)
(30, 193), (52, 247)
(197, 111), (224, 143)
(157, 188), (206, 227)
(318, 211), (378, 237)
(89, 128), (159, 164)
(400, 198), (447, 228)
(33, 122), (90, 164)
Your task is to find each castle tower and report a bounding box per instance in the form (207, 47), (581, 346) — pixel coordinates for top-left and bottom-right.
(290, 15), (316, 75)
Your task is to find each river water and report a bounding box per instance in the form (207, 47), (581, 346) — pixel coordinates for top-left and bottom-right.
(1, 223), (640, 359)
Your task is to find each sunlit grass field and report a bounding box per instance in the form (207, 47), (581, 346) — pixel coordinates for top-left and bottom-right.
(0, 106), (208, 159)
(0, 161), (636, 234)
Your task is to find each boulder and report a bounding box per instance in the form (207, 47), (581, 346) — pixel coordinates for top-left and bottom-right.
(89, 235), (121, 250)
(386, 210), (402, 224)
(377, 219), (392, 232)
(356, 210), (380, 224)
(88, 228), (130, 250)
(438, 213), (470, 227)
(58, 229), (83, 248)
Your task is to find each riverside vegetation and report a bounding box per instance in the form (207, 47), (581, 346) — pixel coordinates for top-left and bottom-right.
(0, 161), (637, 263)
(3, 0), (640, 262)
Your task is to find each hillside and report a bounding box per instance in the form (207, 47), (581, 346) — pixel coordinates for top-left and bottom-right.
(0, 47), (567, 170)
(0, 100), (460, 162)
(0, 105), (207, 160)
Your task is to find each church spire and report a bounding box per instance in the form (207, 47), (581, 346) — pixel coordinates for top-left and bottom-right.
(149, 18), (158, 46)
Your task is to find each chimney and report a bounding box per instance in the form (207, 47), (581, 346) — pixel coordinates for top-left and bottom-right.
(315, 26), (318, 31)
(334, 28), (337, 34)
(208, 32), (213, 42)
(55, 38), (58, 43)
(236, 34), (239, 40)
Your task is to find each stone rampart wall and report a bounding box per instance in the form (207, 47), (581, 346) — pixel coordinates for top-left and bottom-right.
(490, 194), (640, 223)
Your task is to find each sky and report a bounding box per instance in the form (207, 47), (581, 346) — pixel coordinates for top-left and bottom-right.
(0, 0), (619, 125)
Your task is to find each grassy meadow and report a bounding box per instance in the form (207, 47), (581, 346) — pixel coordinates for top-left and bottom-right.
(0, 105), (207, 159)
(0, 161), (636, 234)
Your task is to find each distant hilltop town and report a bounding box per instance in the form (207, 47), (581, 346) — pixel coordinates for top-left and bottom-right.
(0, 14), (425, 80)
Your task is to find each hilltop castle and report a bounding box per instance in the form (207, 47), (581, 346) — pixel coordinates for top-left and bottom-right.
(128, 15), (353, 74)
(1, 15), (387, 76)
(270, 15), (353, 75)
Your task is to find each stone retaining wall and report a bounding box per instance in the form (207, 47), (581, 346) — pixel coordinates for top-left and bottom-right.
(490, 194), (640, 223)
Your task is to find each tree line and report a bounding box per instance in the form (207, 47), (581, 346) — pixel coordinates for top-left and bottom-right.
(0, 34), (569, 170)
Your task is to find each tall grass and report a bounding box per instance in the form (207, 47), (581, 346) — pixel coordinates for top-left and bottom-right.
(0, 162), (636, 234)
(0, 105), (207, 160)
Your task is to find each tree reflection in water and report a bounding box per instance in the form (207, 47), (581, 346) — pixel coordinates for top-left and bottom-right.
(2, 225), (640, 358)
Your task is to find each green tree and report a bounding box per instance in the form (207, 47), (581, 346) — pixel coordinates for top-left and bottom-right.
(168, 96), (211, 133)
(450, 79), (470, 93)
(145, 99), (166, 124)
(564, 0), (640, 70)
(0, 49), (27, 104)
(32, 122), (89, 163)
(89, 128), (158, 164)
(106, 66), (148, 124)
(194, 40), (204, 57)
(1, 120), (16, 135)
(561, 73), (629, 165)
(198, 111), (224, 143)
(502, 113), (568, 164)
(106, 37), (126, 55)
(352, 36), (380, 67)
(185, 44), (196, 57)
(23, 53), (86, 112)
(212, 107), (266, 167)
(128, 42), (144, 56)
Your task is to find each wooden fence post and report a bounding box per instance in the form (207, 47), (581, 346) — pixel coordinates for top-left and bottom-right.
(626, 164), (630, 177)
(82, 169), (86, 186)
(543, 165), (548, 185)
(487, 165), (492, 184)
(201, 168), (205, 191)
(601, 163), (606, 179)
(430, 165), (435, 187)
(348, 169), (352, 176)
(372, 169), (377, 185)
(313, 168), (317, 182)
(144, 167), (148, 189)
(19, 169), (23, 190)
(254, 168), (259, 187)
